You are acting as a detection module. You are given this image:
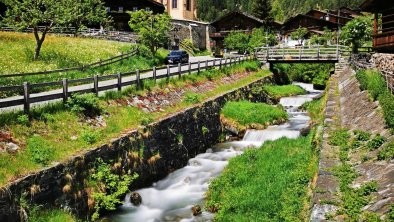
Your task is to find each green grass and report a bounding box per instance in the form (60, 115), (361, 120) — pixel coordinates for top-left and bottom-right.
(29, 208), (76, 222)
(0, 32), (168, 97)
(263, 84), (306, 99)
(0, 61), (270, 186)
(355, 69), (394, 130)
(206, 134), (318, 221)
(221, 101), (288, 128)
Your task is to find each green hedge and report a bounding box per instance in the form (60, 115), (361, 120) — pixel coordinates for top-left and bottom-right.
(355, 69), (394, 129)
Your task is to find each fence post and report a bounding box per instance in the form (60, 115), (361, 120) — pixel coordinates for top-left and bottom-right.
(117, 73), (122, 91)
(178, 63), (182, 78)
(167, 65), (170, 80)
(317, 45), (320, 60)
(23, 82), (30, 114)
(299, 48), (302, 60)
(188, 62), (191, 75)
(94, 75), (99, 96)
(219, 58), (222, 69)
(136, 69), (141, 89)
(198, 61), (201, 75)
(153, 66), (157, 83)
(205, 60), (208, 70)
(62, 78), (68, 103)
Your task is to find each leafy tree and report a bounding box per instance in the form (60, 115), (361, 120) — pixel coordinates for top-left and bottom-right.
(1, 0), (108, 60)
(252, 0), (274, 26)
(290, 27), (308, 45)
(68, 0), (110, 36)
(340, 15), (373, 53)
(224, 32), (250, 53)
(248, 28), (277, 50)
(128, 10), (171, 55)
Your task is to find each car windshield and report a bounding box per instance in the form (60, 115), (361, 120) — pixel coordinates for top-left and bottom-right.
(169, 51), (183, 56)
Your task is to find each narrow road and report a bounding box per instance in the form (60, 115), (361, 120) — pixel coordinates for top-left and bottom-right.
(0, 55), (232, 113)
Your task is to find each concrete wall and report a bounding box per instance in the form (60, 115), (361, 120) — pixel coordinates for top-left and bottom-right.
(0, 76), (273, 221)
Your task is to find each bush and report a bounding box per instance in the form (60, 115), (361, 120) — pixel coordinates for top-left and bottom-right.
(184, 92), (202, 104)
(366, 134), (386, 150)
(17, 114), (30, 125)
(81, 129), (100, 145)
(354, 130), (371, 141)
(27, 136), (54, 166)
(378, 91), (394, 129)
(329, 129), (350, 147)
(66, 93), (102, 117)
(377, 142), (394, 161)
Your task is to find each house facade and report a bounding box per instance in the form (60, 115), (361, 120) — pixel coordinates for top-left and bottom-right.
(104, 0), (165, 31)
(156, 0), (197, 21)
(361, 0), (394, 52)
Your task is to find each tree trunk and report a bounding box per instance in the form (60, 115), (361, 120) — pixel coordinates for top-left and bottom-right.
(33, 27), (48, 60)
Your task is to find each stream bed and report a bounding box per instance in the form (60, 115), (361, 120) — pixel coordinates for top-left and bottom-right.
(108, 83), (322, 222)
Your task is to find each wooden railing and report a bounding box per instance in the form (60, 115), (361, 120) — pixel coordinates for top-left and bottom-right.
(0, 49), (139, 78)
(254, 45), (349, 62)
(0, 55), (253, 113)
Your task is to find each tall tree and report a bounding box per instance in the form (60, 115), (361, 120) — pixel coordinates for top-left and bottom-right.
(340, 15), (372, 53)
(128, 10), (171, 55)
(252, 0), (273, 26)
(1, 0), (108, 60)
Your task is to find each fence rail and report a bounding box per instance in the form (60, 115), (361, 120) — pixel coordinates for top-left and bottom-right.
(0, 55), (253, 113)
(0, 49), (139, 78)
(255, 45), (349, 62)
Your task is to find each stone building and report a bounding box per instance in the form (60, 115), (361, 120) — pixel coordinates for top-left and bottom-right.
(155, 0), (197, 21)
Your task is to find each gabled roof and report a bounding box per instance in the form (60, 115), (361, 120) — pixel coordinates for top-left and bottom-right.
(282, 14), (340, 29)
(210, 11), (282, 28)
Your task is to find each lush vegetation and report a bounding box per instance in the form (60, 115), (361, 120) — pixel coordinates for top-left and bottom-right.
(196, 0), (365, 22)
(224, 28), (277, 53)
(272, 63), (333, 89)
(128, 10), (171, 55)
(340, 16), (373, 53)
(29, 208), (76, 222)
(0, 60), (268, 186)
(355, 69), (394, 130)
(221, 101), (288, 128)
(206, 134), (318, 221)
(263, 84), (306, 99)
(2, 0), (108, 60)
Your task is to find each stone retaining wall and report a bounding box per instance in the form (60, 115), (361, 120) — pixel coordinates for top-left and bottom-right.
(0, 75), (273, 221)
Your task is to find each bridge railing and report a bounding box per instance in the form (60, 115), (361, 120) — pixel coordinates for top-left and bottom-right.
(255, 45), (350, 62)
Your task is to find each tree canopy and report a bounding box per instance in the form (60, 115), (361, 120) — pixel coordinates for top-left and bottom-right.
(340, 15), (373, 53)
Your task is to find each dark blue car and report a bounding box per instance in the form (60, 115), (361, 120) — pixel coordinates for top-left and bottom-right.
(165, 50), (189, 64)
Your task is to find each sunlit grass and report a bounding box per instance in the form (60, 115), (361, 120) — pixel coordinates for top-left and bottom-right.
(263, 84), (306, 99)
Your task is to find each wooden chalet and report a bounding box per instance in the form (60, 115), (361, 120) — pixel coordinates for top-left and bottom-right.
(104, 0), (165, 31)
(361, 0), (394, 52)
(283, 9), (356, 37)
(209, 11), (282, 48)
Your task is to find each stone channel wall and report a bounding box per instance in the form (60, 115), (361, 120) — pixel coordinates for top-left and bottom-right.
(0, 76), (273, 222)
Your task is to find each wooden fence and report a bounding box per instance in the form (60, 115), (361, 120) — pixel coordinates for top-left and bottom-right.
(0, 49), (139, 78)
(0, 55), (253, 113)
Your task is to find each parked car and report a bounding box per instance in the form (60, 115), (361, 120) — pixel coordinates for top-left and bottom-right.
(164, 50), (189, 64)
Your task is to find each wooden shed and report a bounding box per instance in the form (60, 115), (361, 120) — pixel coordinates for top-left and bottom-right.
(361, 0), (394, 52)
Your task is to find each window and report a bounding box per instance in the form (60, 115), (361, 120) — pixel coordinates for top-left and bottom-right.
(133, 7), (138, 12)
(145, 7), (151, 11)
(118, 7), (124, 13)
(172, 0), (177, 8)
(186, 0), (191, 11)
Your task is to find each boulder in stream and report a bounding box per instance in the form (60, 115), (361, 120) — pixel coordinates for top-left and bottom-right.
(130, 192), (142, 206)
(192, 205), (202, 216)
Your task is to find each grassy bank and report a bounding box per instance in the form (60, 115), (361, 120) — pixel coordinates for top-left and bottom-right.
(263, 84), (306, 100)
(355, 69), (394, 130)
(0, 61), (268, 186)
(205, 134), (318, 221)
(221, 101), (288, 129)
(0, 32), (168, 95)
(29, 208), (76, 222)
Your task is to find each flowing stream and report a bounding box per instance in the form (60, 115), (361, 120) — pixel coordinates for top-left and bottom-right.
(108, 83), (322, 222)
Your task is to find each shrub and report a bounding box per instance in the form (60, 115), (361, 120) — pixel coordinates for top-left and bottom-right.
(184, 92), (202, 104)
(354, 130), (371, 141)
(27, 136), (54, 166)
(329, 129), (350, 147)
(377, 142), (394, 161)
(356, 70), (368, 91)
(17, 114), (30, 125)
(367, 72), (386, 101)
(66, 93), (102, 117)
(81, 129), (100, 145)
(378, 91), (394, 129)
(366, 134), (386, 150)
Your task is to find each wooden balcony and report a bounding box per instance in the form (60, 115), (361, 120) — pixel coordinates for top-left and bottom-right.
(373, 31), (394, 51)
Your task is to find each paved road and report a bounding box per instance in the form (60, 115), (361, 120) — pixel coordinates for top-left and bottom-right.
(0, 55), (239, 113)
